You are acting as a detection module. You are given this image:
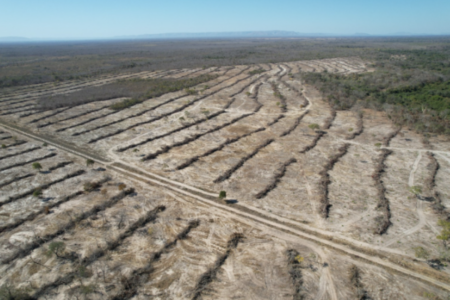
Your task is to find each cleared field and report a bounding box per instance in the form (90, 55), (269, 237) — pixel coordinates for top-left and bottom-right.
(1, 56), (450, 299)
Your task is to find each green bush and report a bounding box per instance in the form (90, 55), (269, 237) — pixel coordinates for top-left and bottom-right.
(46, 241), (66, 258)
(33, 188), (42, 198)
(308, 124), (320, 130)
(32, 162), (42, 172)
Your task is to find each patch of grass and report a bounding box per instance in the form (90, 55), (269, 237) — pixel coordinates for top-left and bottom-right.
(308, 123), (319, 130)
(248, 68), (265, 75)
(414, 246), (430, 259)
(409, 185), (422, 195)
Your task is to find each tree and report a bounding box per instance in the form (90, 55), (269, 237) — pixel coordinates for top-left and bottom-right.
(86, 159), (95, 168)
(46, 241), (66, 258)
(33, 188), (42, 198)
(219, 191), (227, 199)
(32, 162), (42, 172)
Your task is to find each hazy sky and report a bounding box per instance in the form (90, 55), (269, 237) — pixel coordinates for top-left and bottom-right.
(1, 0), (449, 39)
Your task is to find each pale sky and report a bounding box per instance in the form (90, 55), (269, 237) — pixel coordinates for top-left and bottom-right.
(1, 0), (449, 39)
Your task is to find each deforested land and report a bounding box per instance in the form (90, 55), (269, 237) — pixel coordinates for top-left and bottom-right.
(1, 37), (450, 299)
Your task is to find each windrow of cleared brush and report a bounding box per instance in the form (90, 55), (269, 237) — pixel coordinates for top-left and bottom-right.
(424, 152), (445, 215)
(0, 173), (33, 189)
(28, 107), (71, 123)
(0, 169), (85, 207)
(32, 205), (167, 299)
(74, 93), (191, 138)
(87, 94), (237, 144)
(255, 157), (297, 199)
(323, 107), (337, 129)
(144, 113), (254, 160)
(280, 111), (309, 137)
(0, 191), (83, 234)
(280, 80), (309, 107)
(111, 219), (200, 300)
(56, 109), (121, 132)
(0, 152), (56, 172)
(66, 69), (233, 135)
(1, 187), (135, 264)
(348, 265), (371, 300)
(36, 104), (111, 128)
(191, 233), (244, 300)
(117, 110), (225, 152)
(372, 149), (393, 235)
(267, 114), (285, 126)
(36, 73), (218, 110)
(0, 146), (41, 161)
(175, 127), (265, 170)
(382, 126), (402, 146)
(143, 89), (265, 162)
(271, 82), (287, 112)
(0, 176), (108, 234)
(214, 138), (275, 183)
(0, 160), (73, 190)
(1, 140), (27, 149)
(83, 68), (258, 142)
(346, 111), (364, 140)
(286, 249), (305, 300)
(317, 143), (350, 218)
(299, 131), (327, 153)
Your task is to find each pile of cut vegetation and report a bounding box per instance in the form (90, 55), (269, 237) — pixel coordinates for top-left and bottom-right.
(37, 74), (217, 110)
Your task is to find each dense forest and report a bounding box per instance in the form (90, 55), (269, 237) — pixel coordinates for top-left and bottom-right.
(1, 37), (448, 89)
(301, 45), (450, 135)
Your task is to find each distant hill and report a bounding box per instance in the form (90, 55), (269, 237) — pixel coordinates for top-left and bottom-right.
(114, 31), (332, 40)
(0, 36), (29, 42)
